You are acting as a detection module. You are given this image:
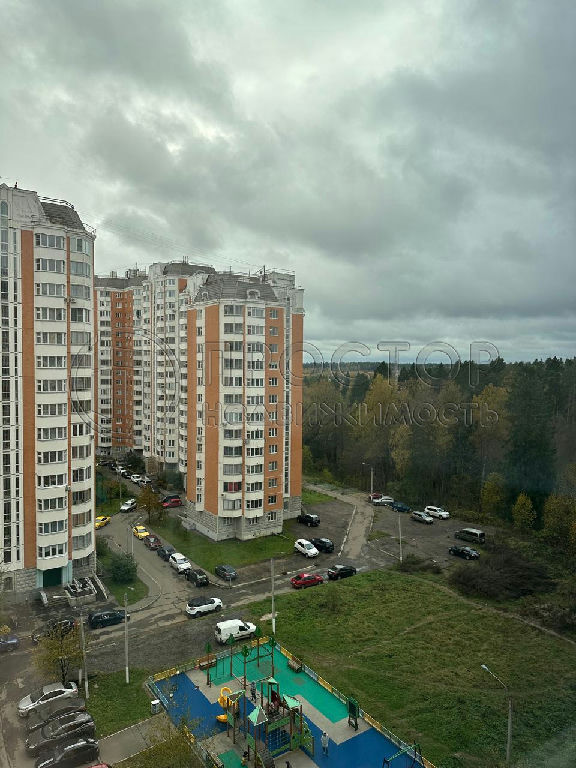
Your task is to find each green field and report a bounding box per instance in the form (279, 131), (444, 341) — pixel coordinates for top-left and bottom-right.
(87, 669), (152, 737)
(149, 517), (299, 572)
(247, 570), (576, 768)
(97, 543), (150, 606)
(301, 487), (334, 505)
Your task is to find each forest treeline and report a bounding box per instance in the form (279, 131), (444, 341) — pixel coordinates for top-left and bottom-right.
(303, 357), (576, 550)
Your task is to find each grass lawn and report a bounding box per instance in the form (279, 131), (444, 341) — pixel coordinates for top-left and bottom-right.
(247, 570), (576, 768)
(97, 545), (150, 606)
(87, 669), (152, 737)
(302, 487), (334, 505)
(149, 517), (298, 572)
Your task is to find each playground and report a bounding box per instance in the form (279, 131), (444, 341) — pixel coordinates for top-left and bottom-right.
(150, 639), (432, 768)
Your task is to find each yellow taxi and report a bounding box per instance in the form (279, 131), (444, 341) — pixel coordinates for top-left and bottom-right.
(95, 516), (111, 529)
(132, 525), (150, 540)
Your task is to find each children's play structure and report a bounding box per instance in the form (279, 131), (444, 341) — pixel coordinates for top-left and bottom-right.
(148, 638), (435, 768)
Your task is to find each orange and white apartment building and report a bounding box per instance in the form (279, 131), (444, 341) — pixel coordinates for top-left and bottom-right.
(0, 184), (96, 592)
(95, 263), (304, 541)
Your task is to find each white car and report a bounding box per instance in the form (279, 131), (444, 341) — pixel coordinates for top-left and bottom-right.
(169, 552), (192, 573)
(294, 539), (319, 558)
(424, 505), (450, 519)
(130, 474), (142, 484)
(186, 597), (223, 617)
(120, 498), (137, 513)
(138, 476), (152, 487)
(411, 510), (434, 524)
(373, 496), (394, 506)
(18, 682), (78, 717)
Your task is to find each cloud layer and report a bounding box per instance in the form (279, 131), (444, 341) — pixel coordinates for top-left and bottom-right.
(2, 0), (574, 361)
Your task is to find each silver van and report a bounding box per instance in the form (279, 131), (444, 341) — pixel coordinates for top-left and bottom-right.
(214, 619), (256, 645)
(454, 528), (485, 544)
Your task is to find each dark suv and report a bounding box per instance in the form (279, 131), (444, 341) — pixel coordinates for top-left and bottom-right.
(310, 537), (334, 553)
(186, 569), (209, 586)
(297, 513), (320, 527)
(87, 609), (129, 629)
(390, 501), (411, 513)
(31, 617), (77, 645)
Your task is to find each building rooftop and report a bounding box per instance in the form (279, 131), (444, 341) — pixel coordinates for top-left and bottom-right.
(40, 200), (87, 232)
(194, 272), (278, 302)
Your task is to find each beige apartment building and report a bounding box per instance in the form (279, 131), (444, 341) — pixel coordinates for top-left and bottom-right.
(0, 184), (96, 592)
(95, 264), (304, 541)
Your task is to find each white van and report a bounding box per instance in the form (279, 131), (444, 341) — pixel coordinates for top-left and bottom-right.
(214, 619), (256, 645)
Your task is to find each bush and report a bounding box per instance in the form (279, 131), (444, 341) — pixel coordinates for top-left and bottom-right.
(96, 537), (110, 558)
(108, 552), (137, 584)
(396, 553), (442, 574)
(449, 546), (554, 601)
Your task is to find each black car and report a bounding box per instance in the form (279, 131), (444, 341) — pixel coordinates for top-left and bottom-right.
(186, 568), (209, 586)
(448, 545), (480, 560)
(156, 544), (176, 561)
(26, 712), (95, 756)
(214, 564), (238, 581)
(32, 617), (77, 645)
(310, 537), (334, 553)
(0, 633), (19, 652)
(87, 609), (129, 629)
(390, 501), (412, 513)
(35, 737), (99, 768)
(28, 703), (87, 734)
(297, 513), (320, 527)
(327, 564), (357, 580)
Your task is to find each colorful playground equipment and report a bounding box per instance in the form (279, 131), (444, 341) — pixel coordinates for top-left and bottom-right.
(216, 686), (239, 723)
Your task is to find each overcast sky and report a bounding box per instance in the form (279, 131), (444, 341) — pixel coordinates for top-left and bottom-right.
(2, 0), (574, 363)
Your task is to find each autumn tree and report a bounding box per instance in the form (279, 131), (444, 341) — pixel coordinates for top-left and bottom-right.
(34, 624), (84, 686)
(541, 494), (575, 549)
(480, 473), (507, 519)
(138, 484), (165, 525)
(512, 492), (536, 532)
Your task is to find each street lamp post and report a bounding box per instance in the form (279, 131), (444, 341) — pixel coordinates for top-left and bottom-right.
(362, 462), (374, 498)
(481, 664), (512, 766)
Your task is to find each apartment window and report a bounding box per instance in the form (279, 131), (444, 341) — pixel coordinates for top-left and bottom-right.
(224, 305), (243, 316)
(38, 543), (67, 558)
(269, 309), (279, 319)
(268, 428), (278, 437)
(224, 341), (243, 352)
(70, 283), (91, 299)
(38, 520), (67, 535)
(269, 361), (279, 370)
(247, 395), (264, 406)
(35, 233), (65, 250)
(36, 379), (66, 393)
(267, 510), (278, 522)
(269, 395), (278, 404)
(247, 429), (264, 440)
(223, 481), (242, 492)
(70, 261), (91, 278)
(36, 356), (66, 369)
(268, 477), (278, 488)
(247, 517), (258, 525)
(246, 481), (263, 492)
(224, 323), (243, 334)
(223, 446), (242, 457)
(268, 411), (277, 421)
(268, 495), (277, 505)
(37, 403), (67, 417)
(269, 344), (278, 353)
(246, 447), (264, 457)
(269, 326), (279, 336)
(72, 509), (92, 527)
(37, 426), (67, 440)
(36, 332), (66, 345)
(35, 282), (65, 297)
(72, 533), (92, 550)
(223, 429), (242, 439)
(269, 445), (278, 454)
(37, 450), (67, 464)
(247, 342), (263, 352)
(223, 463), (242, 475)
(247, 307), (264, 318)
(268, 461), (278, 471)
(70, 307), (90, 322)
(70, 237), (90, 254)
(35, 257), (65, 272)
(35, 307), (65, 321)
(246, 464), (263, 474)
(268, 377), (278, 387)
(246, 325), (263, 335)
(38, 496), (67, 511)
(37, 473), (67, 488)
(247, 379), (264, 387)
(222, 499), (241, 511)
(246, 499), (262, 510)
(71, 331), (91, 346)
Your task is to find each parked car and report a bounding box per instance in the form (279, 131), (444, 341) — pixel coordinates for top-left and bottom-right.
(115, 466), (125, 475)
(144, 534), (162, 550)
(425, 505), (450, 519)
(162, 497), (183, 508)
(169, 552), (192, 574)
(454, 528), (486, 545)
(94, 516), (111, 530)
(449, 545), (480, 560)
(327, 564), (357, 580)
(373, 496), (394, 506)
(132, 525), (149, 539)
(27, 703), (87, 734)
(157, 544), (176, 561)
(294, 539), (319, 558)
(18, 683), (78, 718)
(186, 568), (209, 586)
(368, 492), (382, 502)
(34, 737), (99, 768)
(214, 619), (256, 645)
(119, 498), (136, 513)
(129, 474), (142, 484)
(214, 564), (238, 581)
(161, 494), (182, 503)
(186, 597), (223, 617)
(290, 573), (324, 589)
(26, 712), (95, 756)
(120, 469), (131, 478)
(0, 632), (19, 652)
(138, 477), (152, 487)
(297, 512), (320, 527)
(32, 617), (77, 645)
(310, 537), (334, 553)
(411, 510), (434, 525)
(390, 501), (412, 513)
(87, 610), (129, 630)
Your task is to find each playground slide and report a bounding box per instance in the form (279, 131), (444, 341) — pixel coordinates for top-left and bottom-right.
(216, 686), (237, 723)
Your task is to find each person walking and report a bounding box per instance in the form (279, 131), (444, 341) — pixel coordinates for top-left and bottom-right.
(250, 680), (257, 702)
(321, 731), (329, 756)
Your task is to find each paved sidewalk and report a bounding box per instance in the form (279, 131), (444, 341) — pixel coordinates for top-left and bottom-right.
(99, 714), (163, 764)
(304, 483), (373, 559)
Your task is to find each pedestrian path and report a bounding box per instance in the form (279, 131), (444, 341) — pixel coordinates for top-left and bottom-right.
(99, 715), (162, 764)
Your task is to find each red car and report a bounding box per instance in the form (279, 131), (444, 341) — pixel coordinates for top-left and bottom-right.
(161, 497), (183, 508)
(290, 573), (324, 589)
(144, 535), (162, 550)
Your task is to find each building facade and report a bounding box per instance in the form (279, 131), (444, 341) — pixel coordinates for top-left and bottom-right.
(0, 184), (96, 592)
(95, 264), (304, 541)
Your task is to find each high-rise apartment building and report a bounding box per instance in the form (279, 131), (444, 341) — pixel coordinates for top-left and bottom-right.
(0, 184), (96, 592)
(95, 263), (304, 541)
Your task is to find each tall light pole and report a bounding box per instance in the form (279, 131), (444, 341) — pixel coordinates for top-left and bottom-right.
(362, 462), (374, 498)
(271, 558), (276, 635)
(78, 609), (89, 700)
(398, 513), (403, 563)
(124, 592), (130, 684)
(481, 664), (512, 766)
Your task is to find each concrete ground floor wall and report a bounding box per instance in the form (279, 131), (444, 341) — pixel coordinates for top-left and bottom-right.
(3, 551), (96, 594)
